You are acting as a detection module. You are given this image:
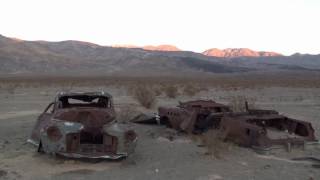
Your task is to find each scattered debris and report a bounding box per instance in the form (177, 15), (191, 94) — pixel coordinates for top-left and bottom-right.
(28, 91), (137, 159)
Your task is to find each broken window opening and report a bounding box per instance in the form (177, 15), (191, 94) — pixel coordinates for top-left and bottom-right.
(59, 95), (110, 109)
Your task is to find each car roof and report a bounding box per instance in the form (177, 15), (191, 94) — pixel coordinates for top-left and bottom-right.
(56, 91), (112, 98)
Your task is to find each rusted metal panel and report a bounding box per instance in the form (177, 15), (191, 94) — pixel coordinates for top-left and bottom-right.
(28, 91), (137, 159)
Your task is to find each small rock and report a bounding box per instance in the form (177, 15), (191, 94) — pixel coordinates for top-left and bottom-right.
(240, 161), (248, 166)
(157, 136), (171, 143)
(263, 164), (271, 169)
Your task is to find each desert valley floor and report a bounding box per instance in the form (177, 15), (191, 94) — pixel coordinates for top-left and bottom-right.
(0, 81), (320, 180)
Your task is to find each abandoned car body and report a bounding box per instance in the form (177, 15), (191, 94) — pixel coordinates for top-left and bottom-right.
(133, 99), (317, 151)
(28, 92), (137, 159)
(219, 109), (317, 151)
(158, 100), (232, 134)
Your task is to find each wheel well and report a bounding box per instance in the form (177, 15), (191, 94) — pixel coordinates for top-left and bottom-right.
(37, 141), (44, 153)
(160, 116), (172, 127)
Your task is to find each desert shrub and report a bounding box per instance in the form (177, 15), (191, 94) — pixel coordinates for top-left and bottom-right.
(132, 85), (156, 109)
(228, 95), (256, 112)
(164, 85), (179, 98)
(182, 84), (199, 97)
(116, 105), (138, 123)
(200, 129), (231, 159)
(152, 86), (162, 96)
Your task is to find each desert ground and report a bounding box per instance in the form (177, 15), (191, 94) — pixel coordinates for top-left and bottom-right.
(0, 75), (319, 180)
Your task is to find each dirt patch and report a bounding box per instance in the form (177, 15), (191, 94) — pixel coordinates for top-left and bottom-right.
(0, 110), (40, 120)
(0, 153), (120, 179)
(56, 169), (96, 175)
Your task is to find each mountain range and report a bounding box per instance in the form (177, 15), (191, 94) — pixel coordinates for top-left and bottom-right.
(0, 34), (319, 75)
(112, 45), (282, 57)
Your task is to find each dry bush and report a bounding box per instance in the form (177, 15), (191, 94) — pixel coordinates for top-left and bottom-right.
(116, 105), (139, 123)
(200, 130), (232, 159)
(228, 95), (256, 112)
(132, 85), (156, 109)
(164, 85), (179, 98)
(182, 84), (200, 97)
(152, 86), (162, 96)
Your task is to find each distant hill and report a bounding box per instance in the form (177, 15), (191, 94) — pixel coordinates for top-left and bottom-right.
(143, 45), (181, 51)
(112, 44), (181, 51)
(0, 34), (319, 75)
(0, 35), (248, 74)
(202, 48), (282, 57)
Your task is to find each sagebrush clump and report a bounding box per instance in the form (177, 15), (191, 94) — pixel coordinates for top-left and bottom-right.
(132, 85), (156, 109)
(164, 85), (179, 98)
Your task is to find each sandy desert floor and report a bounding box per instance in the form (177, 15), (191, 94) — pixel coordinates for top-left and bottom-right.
(0, 85), (320, 180)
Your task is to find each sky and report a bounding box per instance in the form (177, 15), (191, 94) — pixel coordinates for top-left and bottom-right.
(0, 0), (319, 55)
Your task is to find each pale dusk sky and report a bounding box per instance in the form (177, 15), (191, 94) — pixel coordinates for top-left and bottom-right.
(1, 0), (319, 55)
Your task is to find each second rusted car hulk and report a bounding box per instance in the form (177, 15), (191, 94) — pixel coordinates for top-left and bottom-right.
(136, 99), (317, 151)
(28, 91), (137, 159)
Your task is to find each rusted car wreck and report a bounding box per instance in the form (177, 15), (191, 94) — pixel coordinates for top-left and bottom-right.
(133, 100), (317, 151)
(28, 91), (137, 159)
(219, 109), (316, 151)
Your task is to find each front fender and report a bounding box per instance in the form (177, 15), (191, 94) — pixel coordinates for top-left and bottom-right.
(103, 123), (137, 154)
(39, 120), (83, 153)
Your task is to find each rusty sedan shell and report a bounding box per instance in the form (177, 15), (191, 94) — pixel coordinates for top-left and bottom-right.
(158, 100), (231, 133)
(28, 91), (137, 159)
(218, 109), (317, 151)
(155, 100), (318, 151)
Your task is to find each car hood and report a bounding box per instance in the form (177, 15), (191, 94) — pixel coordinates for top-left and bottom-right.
(53, 108), (115, 131)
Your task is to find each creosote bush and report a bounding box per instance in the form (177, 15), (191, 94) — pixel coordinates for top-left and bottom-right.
(116, 105), (138, 123)
(132, 85), (156, 109)
(164, 85), (179, 98)
(182, 84), (200, 97)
